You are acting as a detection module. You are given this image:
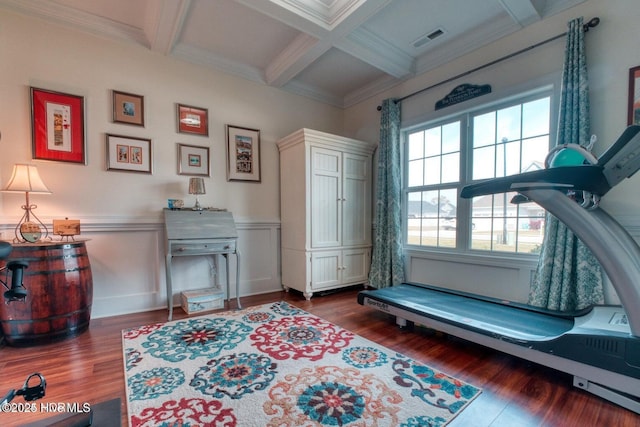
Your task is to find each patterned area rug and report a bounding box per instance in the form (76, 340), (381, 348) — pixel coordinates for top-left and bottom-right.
(122, 301), (481, 426)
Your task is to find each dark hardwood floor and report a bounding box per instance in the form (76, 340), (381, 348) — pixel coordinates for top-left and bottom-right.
(1, 286), (638, 426)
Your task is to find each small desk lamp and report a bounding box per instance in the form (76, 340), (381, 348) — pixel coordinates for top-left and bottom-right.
(188, 177), (205, 211)
(2, 163), (51, 242)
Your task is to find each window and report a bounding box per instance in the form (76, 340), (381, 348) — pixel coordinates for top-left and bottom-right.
(405, 93), (551, 254)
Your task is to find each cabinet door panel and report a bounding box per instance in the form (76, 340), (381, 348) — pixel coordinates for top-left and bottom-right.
(311, 250), (341, 290)
(342, 248), (370, 284)
(342, 153), (370, 246)
(311, 148), (341, 248)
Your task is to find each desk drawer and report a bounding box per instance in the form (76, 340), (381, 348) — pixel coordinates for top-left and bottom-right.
(171, 240), (236, 255)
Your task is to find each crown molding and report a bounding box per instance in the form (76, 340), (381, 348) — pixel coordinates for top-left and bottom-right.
(343, 74), (401, 108)
(0, 0), (149, 47)
(282, 79), (345, 108)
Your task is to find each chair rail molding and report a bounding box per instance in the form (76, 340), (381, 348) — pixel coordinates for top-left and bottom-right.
(0, 215), (282, 318)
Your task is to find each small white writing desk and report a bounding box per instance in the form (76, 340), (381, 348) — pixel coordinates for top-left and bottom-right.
(164, 209), (241, 320)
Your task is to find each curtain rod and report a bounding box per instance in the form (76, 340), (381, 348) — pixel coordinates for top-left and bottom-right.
(376, 17), (600, 111)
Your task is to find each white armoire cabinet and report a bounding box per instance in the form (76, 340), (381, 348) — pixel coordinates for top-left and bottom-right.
(277, 128), (376, 299)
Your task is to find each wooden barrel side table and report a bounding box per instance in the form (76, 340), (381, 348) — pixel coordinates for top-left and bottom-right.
(0, 240), (93, 346)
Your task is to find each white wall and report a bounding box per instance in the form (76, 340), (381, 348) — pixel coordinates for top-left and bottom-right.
(343, 0), (640, 304)
(0, 10), (344, 317)
(3, 1), (640, 317)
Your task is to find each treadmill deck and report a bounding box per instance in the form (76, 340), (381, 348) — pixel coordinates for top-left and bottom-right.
(358, 283), (575, 342)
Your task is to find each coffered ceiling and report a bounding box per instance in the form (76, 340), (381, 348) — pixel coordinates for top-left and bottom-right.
(0, 0), (586, 107)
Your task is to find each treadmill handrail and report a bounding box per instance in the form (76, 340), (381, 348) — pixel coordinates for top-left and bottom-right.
(519, 189), (640, 337)
(460, 165), (610, 198)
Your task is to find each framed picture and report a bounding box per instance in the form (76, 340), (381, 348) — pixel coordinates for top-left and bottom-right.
(226, 125), (261, 182)
(112, 90), (144, 126)
(177, 143), (210, 176)
(177, 104), (208, 136)
(628, 66), (640, 125)
(106, 134), (152, 174)
(30, 87), (86, 164)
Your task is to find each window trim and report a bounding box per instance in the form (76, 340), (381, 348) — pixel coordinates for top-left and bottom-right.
(402, 84), (557, 259)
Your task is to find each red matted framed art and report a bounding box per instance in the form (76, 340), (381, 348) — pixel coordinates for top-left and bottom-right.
(177, 103), (208, 136)
(31, 87), (86, 164)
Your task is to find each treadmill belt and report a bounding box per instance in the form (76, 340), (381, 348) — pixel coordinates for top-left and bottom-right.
(359, 284), (574, 342)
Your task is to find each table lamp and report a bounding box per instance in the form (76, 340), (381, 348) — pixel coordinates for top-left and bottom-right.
(2, 164), (51, 242)
(188, 177), (205, 211)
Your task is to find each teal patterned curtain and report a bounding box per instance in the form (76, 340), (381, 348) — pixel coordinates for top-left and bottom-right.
(528, 17), (604, 310)
(368, 98), (404, 288)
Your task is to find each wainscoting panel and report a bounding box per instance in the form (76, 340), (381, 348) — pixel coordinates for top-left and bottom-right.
(85, 228), (165, 318)
(406, 250), (535, 303)
(0, 219), (282, 319)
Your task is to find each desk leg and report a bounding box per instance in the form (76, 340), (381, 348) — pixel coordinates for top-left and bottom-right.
(166, 253), (174, 321)
(236, 249), (242, 309)
(225, 254), (230, 308)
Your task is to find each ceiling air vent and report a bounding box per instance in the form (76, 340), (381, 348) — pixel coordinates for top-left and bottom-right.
(413, 27), (446, 48)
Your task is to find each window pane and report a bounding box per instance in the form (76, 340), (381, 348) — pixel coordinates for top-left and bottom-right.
(408, 131), (424, 160)
(522, 136), (549, 171)
(423, 157), (440, 185)
(408, 159), (424, 187)
(505, 141), (521, 176)
(422, 190), (439, 246)
(442, 122), (460, 153)
(407, 192), (422, 245)
(425, 127), (441, 156)
(473, 145), (495, 180)
(438, 189), (457, 248)
(441, 153), (459, 183)
(471, 217), (493, 250)
(495, 143), (506, 178)
(497, 105), (521, 142)
(440, 188), (457, 218)
(423, 190), (440, 218)
(473, 112), (495, 147)
(522, 98), (550, 138)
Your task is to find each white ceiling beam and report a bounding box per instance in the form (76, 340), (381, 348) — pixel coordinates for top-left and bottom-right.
(497, 0), (543, 27)
(146, 0), (192, 55)
(256, 0), (393, 87)
(337, 27), (414, 79)
(265, 33), (327, 86)
(234, 0), (329, 37)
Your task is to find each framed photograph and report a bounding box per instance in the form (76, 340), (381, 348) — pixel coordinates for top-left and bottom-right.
(628, 66), (640, 125)
(113, 90), (144, 126)
(178, 143), (210, 176)
(106, 134), (152, 174)
(226, 125), (261, 182)
(177, 104), (208, 136)
(30, 87), (86, 164)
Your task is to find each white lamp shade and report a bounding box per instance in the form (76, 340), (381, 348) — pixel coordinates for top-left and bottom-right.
(3, 164), (51, 194)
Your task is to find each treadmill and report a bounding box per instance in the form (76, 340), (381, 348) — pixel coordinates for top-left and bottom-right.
(358, 125), (640, 413)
